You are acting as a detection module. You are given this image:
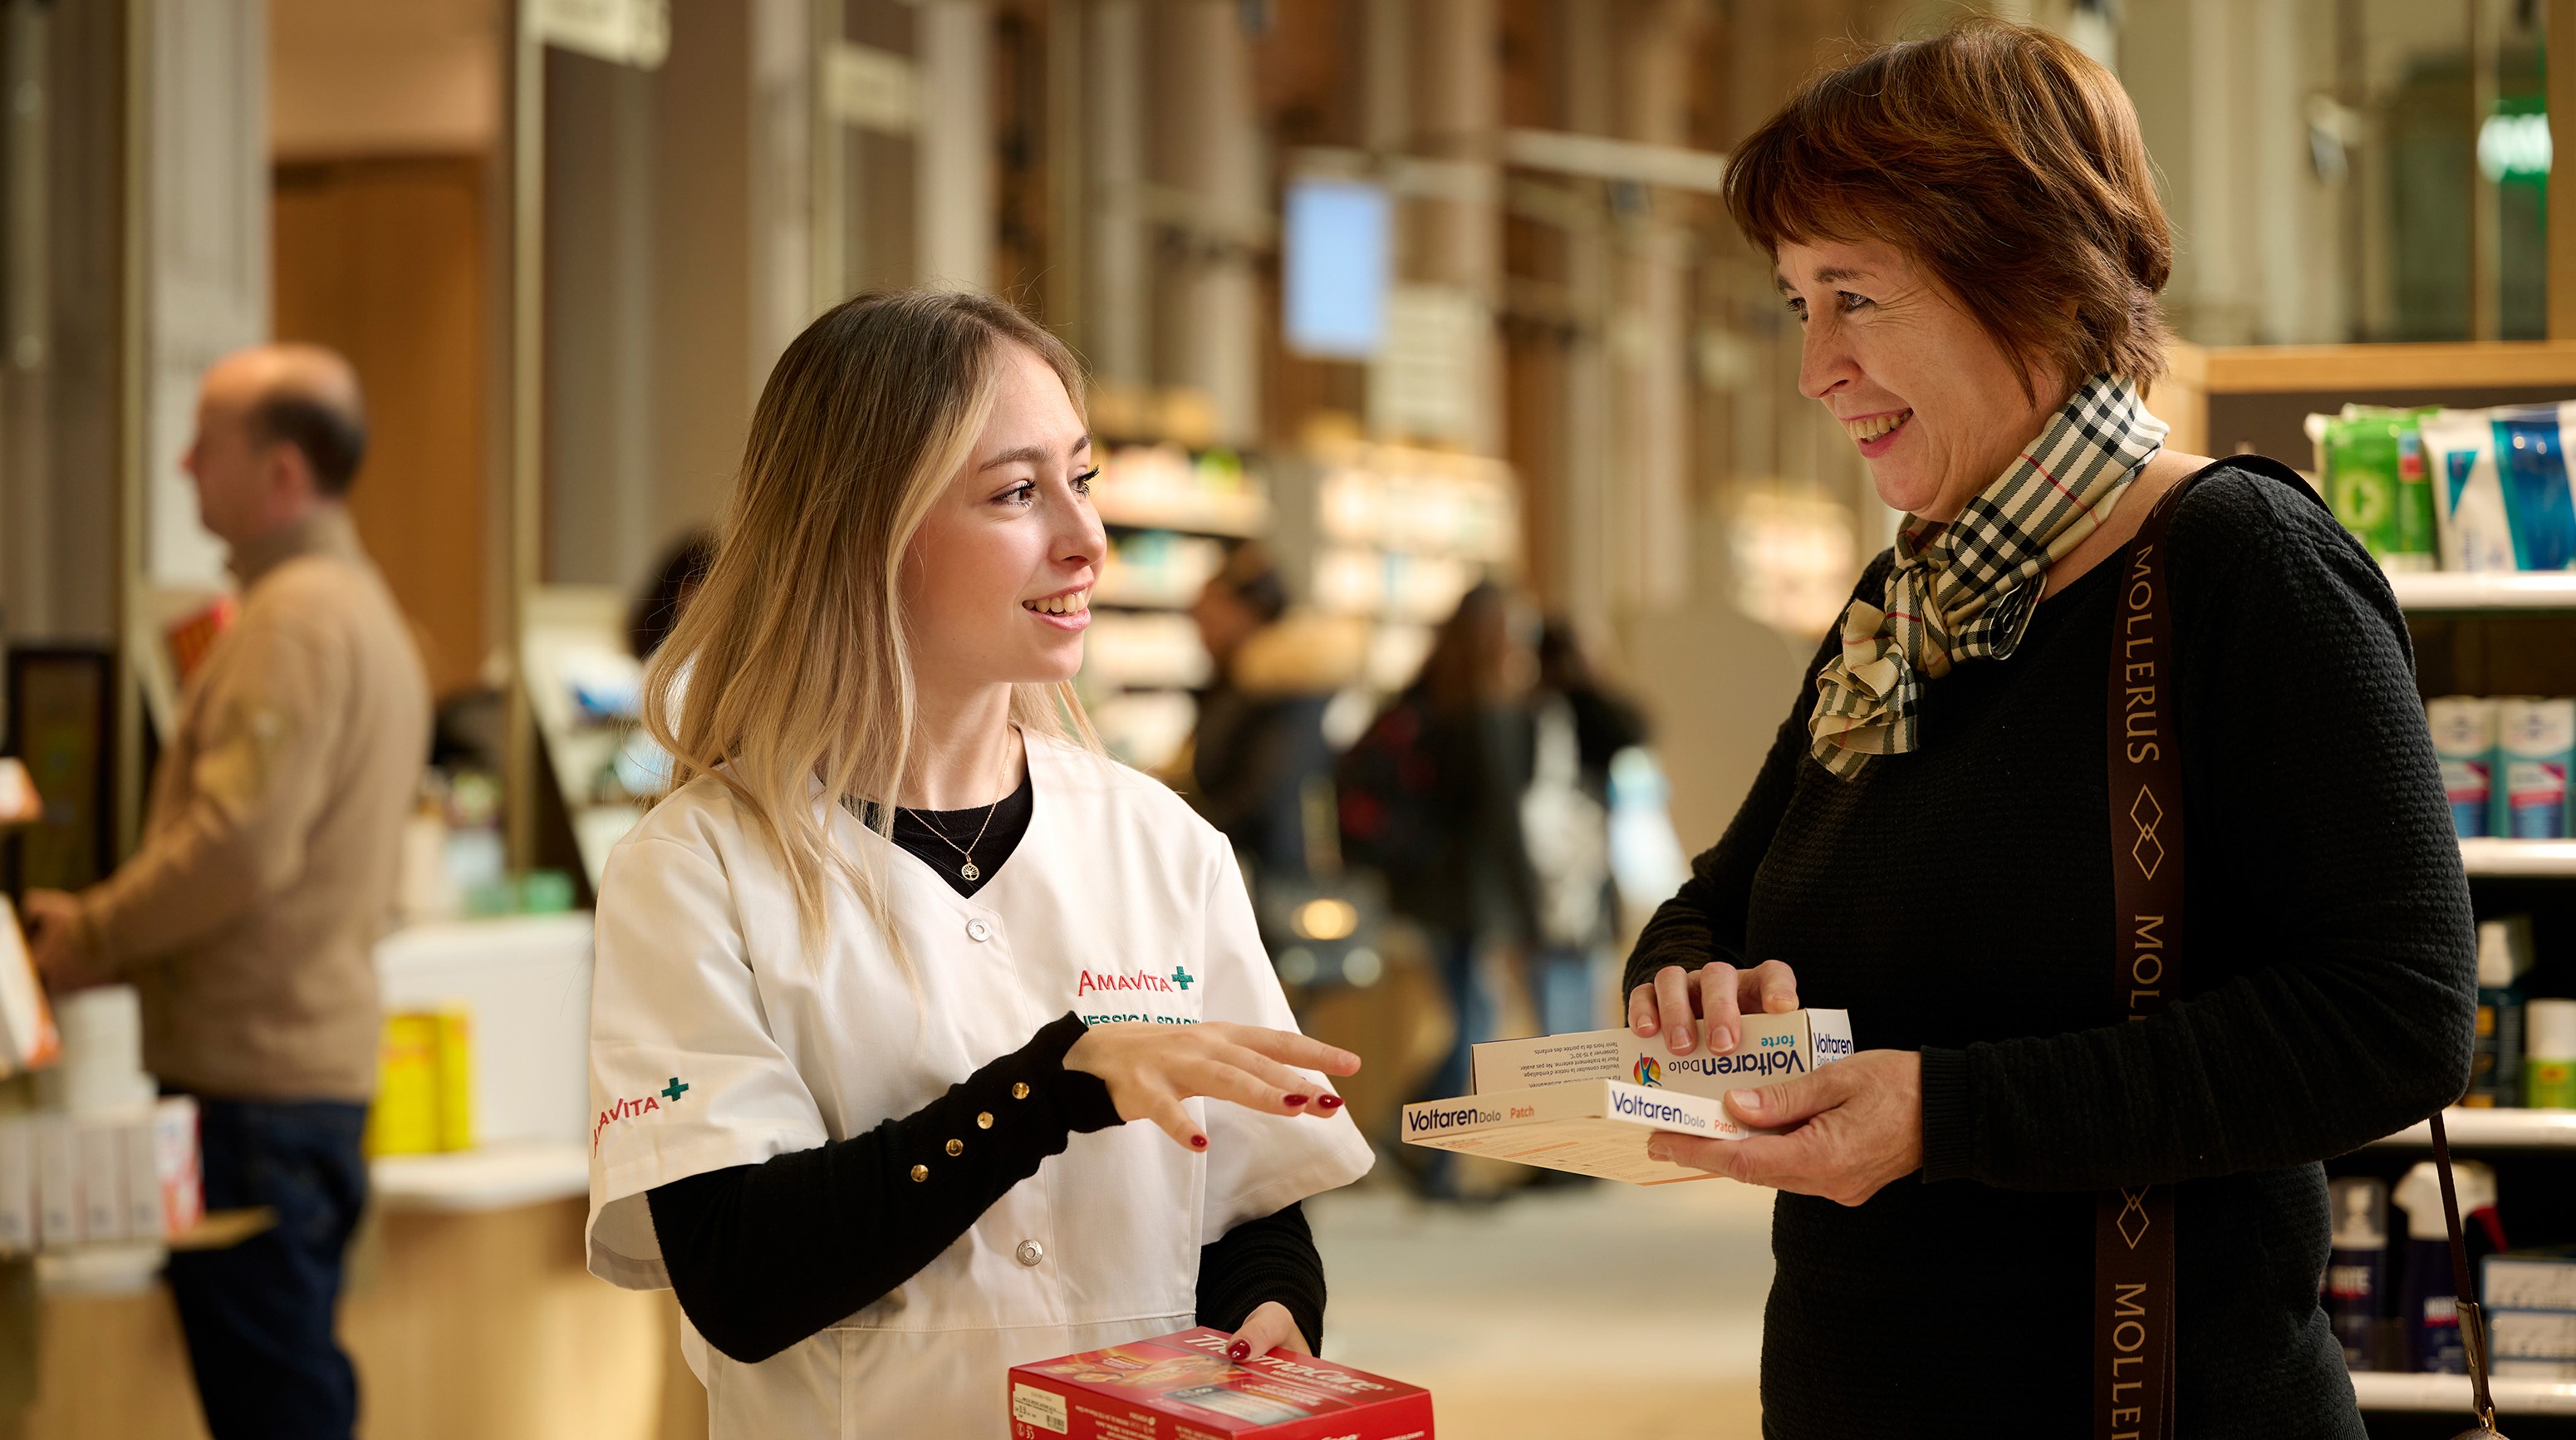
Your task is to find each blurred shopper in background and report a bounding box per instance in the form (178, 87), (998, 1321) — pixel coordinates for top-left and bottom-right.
(1520, 620), (1646, 1038)
(1186, 543), (1337, 880)
(627, 527), (717, 662)
(1340, 582), (1538, 1197)
(21, 345), (429, 1440)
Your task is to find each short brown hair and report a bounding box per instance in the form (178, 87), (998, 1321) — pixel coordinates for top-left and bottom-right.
(1725, 17), (2172, 396)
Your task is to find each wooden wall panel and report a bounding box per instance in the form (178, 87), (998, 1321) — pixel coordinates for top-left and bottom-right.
(272, 156), (491, 699)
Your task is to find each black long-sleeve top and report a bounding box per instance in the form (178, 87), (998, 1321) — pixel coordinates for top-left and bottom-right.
(647, 777), (1328, 1366)
(1624, 467), (2476, 1438)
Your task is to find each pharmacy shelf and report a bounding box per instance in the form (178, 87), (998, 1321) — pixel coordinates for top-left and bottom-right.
(2460, 838), (2576, 877)
(1092, 492), (1270, 538)
(2369, 1107), (2576, 1150)
(2352, 1371), (2576, 1415)
(2391, 572), (2576, 612)
(371, 1141), (589, 1214)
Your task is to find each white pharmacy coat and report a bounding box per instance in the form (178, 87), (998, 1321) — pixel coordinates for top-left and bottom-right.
(584, 732), (1375, 1438)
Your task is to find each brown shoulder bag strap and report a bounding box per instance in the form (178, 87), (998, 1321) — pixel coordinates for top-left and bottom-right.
(2096, 456), (2503, 1439)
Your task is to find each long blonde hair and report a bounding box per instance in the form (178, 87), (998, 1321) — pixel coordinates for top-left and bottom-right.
(642, 289), (1100, 946)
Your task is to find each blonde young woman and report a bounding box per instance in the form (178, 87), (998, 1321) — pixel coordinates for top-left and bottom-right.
(583, 290), (1374, 1438)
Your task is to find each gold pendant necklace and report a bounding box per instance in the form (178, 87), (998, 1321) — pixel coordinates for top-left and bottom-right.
(908, 797), (1002, 881)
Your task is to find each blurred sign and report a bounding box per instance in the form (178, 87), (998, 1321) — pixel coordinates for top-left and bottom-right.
(1367, 285), (1484, 445)
(530, 0), (670, 71)
(824, 42), (920, 135)
(1283, 179), (1391, 359)
(2480, 106), (2552, 184)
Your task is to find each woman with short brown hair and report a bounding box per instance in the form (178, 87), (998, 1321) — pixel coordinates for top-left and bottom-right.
(1622, 20), (2474, 1436)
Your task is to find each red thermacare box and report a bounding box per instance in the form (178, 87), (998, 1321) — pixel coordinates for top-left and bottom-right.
(1008, 1326), (1433, 1440)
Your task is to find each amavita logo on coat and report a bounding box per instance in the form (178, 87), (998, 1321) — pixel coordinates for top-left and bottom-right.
(1075, 966), (1195, 995)
(593, 1075), (689, 1150)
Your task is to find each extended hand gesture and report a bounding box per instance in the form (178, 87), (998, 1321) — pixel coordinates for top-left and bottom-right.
(1065, 1021), (1359, 1150)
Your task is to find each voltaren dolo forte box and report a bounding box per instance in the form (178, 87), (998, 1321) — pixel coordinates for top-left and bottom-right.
(1397, 1010), (1854, 1185)
(1470, 1010), (1852, 1097)
(1007, 1326), (1430, 1439)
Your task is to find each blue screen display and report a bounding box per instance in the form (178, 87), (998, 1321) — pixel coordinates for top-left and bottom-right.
(1283, 179), (1391, 360)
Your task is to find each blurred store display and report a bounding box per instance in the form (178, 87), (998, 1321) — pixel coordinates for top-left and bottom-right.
(1726, 489), (1861, 639)
(519, 585), (652, 887)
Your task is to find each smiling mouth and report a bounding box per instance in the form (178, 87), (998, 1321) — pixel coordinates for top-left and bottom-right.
(1843, 410), (1912, 445)
(1023, 589), (1091, 617)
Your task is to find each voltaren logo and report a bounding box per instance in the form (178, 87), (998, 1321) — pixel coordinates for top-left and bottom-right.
(1632, 1055), (1662, 1087)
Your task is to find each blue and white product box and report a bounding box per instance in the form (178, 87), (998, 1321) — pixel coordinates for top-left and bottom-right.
(1469, 1010), (1855, 1099)
(2428, 697), (2498, 839)
(2490, 1310), (2576, 1364)
(1400, 1079), (1748, 1184)
(2485, 1253), (2576, 1312)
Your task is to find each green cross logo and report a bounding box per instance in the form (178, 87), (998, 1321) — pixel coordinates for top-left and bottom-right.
(661, 1077), (689, 1103)
(1169, 966), (1194, 991)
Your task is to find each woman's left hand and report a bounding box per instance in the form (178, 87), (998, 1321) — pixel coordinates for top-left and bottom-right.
(1644, 1049), (1923, 1207)
(1224, 1301), (1312, 1363)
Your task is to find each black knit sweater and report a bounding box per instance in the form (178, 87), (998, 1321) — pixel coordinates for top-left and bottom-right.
(1624, 466), (2476, 1438)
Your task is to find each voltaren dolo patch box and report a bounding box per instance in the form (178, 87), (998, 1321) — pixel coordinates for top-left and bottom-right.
(1007, 1327), (1431, 1439)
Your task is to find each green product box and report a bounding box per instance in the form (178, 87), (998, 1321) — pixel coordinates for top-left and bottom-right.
(2530, 1057), (2576, 1110)
(2320, 406), (2441, 572)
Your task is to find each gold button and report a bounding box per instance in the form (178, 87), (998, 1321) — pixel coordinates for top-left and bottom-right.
(945, 1138), (964, 1157)
(976, 1112), (994, 1129)
(1011, 1082), (1031, 1100)
(909, 1164), (928, 1183)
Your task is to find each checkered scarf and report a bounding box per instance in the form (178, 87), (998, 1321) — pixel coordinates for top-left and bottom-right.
(1808, 374), (2167, 780)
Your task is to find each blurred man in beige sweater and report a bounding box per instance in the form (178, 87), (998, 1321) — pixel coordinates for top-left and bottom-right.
(24, 343), (427, 1440)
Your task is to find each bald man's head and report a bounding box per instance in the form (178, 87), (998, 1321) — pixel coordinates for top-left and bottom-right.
(205, 344), (368, 495)
(185, 344), (368, 547)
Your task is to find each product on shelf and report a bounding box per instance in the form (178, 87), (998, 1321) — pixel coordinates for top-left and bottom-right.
(2313, 406), (2439, 572)
(2427, 696), (2497, 839)
(0, 1096), (200, 1252)
(2417, 405), (2576, 573)
(2485, 1250), (2576, 1386)
(2529, 999), (2576, 1109)
(2393, 1159), (2499, 1374)
(2487, 1252), (2576, 1310)
(1097, 531), (1226, 609)
(365, 1008), (474, 1156)
(1089, 444), (1270, 537)
(2471, 917), (2534, 1108)
(1007, 1326), (1430, 1439)
(2531, 1000), (2576, 1103)
(2490, 1310), (2576, 1371)
(2328, 1177), (2392, 1369)
(2494, 697), (2574, 839)
(1083, 612), (1214, 692)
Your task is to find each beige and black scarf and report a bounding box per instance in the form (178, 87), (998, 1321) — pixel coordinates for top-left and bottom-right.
(1808, 373), (2167, 780)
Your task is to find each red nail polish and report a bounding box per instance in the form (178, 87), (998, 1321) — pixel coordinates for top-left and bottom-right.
(1316, 1094), (1343, 1110)
(1227, 1341), (1250, 1362)
(1283, 1094), (1309, 1106)
(1190, 1134), (1209, 1149)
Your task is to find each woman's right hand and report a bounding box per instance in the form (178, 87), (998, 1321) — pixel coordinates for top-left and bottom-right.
(1064, 1021), (1361, 1151)
(1627, 961), (1800, 1059)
